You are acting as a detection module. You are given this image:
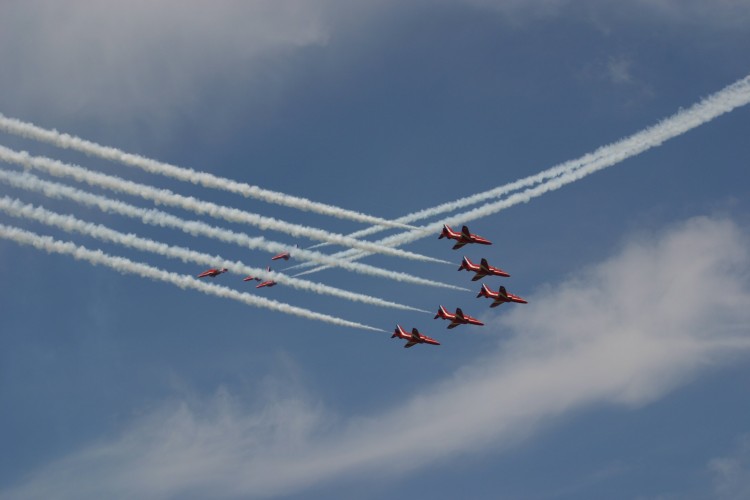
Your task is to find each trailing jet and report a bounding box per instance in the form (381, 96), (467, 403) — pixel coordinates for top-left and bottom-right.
(439, 225), (492, 250)
(391, 325), (440, 348)
(434, 305), (484, 329)
(458, 256), (510, 280)
(197, 267), (228, 278)
(255, 266), (277, 288)
(256, 280), (277, 288)
(477, 284), (527, 307)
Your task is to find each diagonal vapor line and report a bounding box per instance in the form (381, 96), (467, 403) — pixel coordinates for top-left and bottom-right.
(0, 145), (449, 265)
(294, 73), (750, 275)
(0, 112), (415, 230)
(0, 169), (468, 292)
(310, 74), (750, 251)
(0, 223), (387, 333)
(0, 196), (430, 314)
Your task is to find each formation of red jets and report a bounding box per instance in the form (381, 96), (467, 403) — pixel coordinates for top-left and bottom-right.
(197, 251), (296, 289)
(194, 224), (526, 349)
(393, 224), (527, 348)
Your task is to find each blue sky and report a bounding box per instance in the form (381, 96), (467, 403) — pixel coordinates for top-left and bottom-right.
(1, 1), (750, 498)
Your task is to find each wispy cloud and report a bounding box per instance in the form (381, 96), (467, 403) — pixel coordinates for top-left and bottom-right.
(710, 434), (750, 500)
(7, 215), (750, 499)
(0, 1), (330, 125)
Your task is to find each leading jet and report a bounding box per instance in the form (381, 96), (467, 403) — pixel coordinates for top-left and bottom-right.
(439, 225), (492, 250)
(197, 267), (228, 278)
(458, 256), (510, 280)
(434, 305), (484, 329)
(477, 284), (528, 307)
(391, 325), (440, 348)
(271, 245), (299, 261)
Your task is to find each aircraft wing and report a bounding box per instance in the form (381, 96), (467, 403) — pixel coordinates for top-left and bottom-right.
(452, 241), (467, 250)
(404, 341), (417, 348)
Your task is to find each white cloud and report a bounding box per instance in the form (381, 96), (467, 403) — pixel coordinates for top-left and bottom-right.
(5, 216), (750, 499)
(458, 0), (750, 26)
(710, 434), (750, 500)
(0, 1), (329, 127)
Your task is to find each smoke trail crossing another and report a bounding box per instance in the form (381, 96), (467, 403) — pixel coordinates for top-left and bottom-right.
(296, 73), (750, 275)
(0, 223), (386, 332)
(0, 112), (415, 230)
(0, 196), (429, 313)
(0, 169), (468, 292)
(0, 146), (449, 265)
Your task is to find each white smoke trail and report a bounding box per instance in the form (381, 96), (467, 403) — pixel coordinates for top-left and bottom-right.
(0, 169), (468, 292)
(0, 112), (414, 230)
(0, 145), (448, 265)
(296, 73), (750, 274)
(0, 223), (387, 332)
(0, 196), (429, 313)
(324, 74), (750, 247)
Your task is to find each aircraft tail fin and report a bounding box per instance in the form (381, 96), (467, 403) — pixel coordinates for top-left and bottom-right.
(434, 305), (447, 319)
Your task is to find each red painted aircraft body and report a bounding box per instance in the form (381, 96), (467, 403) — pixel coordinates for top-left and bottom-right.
(197, 267), (228, 278)
(458, 256), (510, 280)
(434, 305), (484, 329)
(391, 325), (440, 348)
(477, 284), (528, 307)
(439, 225), (492, 250)
(250, 266), (277, 288)
(271, 245), (298, 261)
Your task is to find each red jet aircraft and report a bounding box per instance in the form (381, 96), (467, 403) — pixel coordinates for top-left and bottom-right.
(255, 266), (277, 288)
(271, 245), (299, 261)
(477, 284), (528, 307)
(391, 325), (440, 348)
(458, 256), (510, 280)
(256, 279), (277, 289)
(439, 225), (492, 250)
(197, 267), (228, 278)
(434, 305), (484, 329)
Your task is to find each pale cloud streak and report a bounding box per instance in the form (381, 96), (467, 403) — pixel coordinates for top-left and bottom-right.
(0, 1), (330, 123)
(6, 215), (750, 498)
(710, 434), (750, 500)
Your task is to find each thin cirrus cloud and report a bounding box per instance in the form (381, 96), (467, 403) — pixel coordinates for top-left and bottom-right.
(710, 434), (750, 500)
(6, 215), (750, 499)
(0, 1), (330, 121)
